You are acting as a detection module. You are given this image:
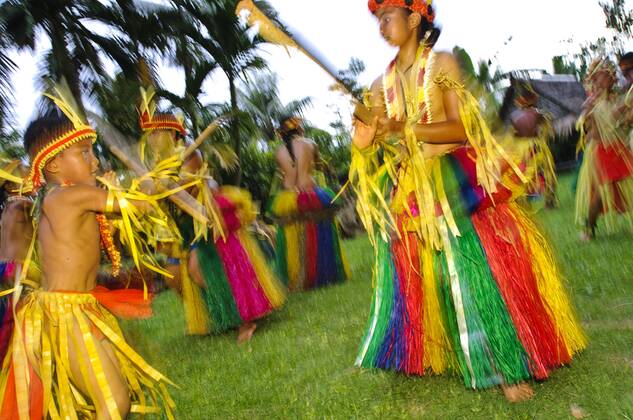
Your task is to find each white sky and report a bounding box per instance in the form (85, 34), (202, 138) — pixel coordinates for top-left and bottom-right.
(7, 0), (632, 132)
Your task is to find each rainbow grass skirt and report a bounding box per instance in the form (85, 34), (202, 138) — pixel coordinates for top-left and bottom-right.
(270, 187), (350, 291)
(356, 147), (586, 389)
(183, 190), (286, 335)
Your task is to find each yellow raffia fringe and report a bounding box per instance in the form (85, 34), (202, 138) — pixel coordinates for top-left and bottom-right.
(434, 74), (527, 191)
(237, 231), (287, 308)
(348, 145), (397, 247)
(220, 186), (258, 226)
(180, 162), (226, 243)
(500, 118), (557, 200)
(179, 253), (211, 335)
(511, 204), (587, 355)
(420, 243), (455, 373)
(4, 291), (175, 420)
(272, 190), (302, 289)
(97, 176), (186, 298)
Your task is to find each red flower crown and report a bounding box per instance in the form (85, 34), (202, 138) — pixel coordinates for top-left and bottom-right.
(368, 0), (435, 22)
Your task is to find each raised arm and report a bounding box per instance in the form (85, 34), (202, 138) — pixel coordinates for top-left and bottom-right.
(53, 184), (146, 215)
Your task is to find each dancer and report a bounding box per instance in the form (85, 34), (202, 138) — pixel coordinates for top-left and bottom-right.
(0, 94), (175, 418)
(0, 161), (36, 363)
(351, 1), (585, 402)
(576, 57), (633, 240)
(504, 82), (558, 207)
(618, 52), (633, 150)
(269, 115), (350, 291)
(139, 88), (286, 342)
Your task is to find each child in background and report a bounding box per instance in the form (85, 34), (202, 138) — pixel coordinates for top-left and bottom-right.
(0, 161), (35, 364)
(138, 88), (286, 342)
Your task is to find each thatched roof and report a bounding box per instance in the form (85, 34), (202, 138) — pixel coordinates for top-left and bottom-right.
(500, 74), (587, 136)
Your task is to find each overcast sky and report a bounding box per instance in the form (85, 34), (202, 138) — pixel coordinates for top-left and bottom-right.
(6, 0), (632, 132)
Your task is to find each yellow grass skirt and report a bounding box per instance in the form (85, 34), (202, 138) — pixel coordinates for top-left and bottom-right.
(0, 290), (175, 419)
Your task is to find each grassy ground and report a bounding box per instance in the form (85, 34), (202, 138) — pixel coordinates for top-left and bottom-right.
(122, 177), (633, 419)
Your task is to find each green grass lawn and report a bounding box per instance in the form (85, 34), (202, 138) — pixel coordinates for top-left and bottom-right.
(122, 177), (633, 419)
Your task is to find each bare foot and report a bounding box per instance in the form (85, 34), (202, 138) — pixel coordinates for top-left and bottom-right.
(237, 322), (257, 343)
(502, 383), (535, 403)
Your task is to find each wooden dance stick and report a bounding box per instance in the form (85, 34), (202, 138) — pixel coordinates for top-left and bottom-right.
(235, 0), (373, 124)
(88, 112), (210, 226)
(181, 116), (226, 161)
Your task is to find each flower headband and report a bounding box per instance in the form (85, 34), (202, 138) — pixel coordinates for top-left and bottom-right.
(282, 117), (302, 131)
(368, 0), (435, 22)
(26, 87), (97, 191)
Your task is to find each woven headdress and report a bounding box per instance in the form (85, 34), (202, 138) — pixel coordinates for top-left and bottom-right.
(26, 85), (97, 191)
(587, 57), (616, 80)
(138, 87), (186, 136)
(368, 0), (435, 22)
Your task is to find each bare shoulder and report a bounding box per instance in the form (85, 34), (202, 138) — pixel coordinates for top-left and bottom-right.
(370, 76), (383, 93)
(299, 137), (317, 152)
(431, 51), (461, 75)
(430, 50), (462, 89)
(42, 185), (100, 213)
(432, 50), (459, 67)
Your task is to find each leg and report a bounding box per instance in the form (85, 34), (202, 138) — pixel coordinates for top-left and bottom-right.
(66, 319), (131, 419)
(163, 263), (182, 294)
(187, 250), (207, 289)
(582, 193), (602, 241)
(237, 322), (257, 343)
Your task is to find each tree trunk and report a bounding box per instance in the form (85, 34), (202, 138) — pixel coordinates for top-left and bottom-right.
(229, 75), (241, 184)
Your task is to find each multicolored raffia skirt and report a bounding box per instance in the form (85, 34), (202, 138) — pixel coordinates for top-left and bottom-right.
(0, 289), (174, 419)
(356, 147), (586, 389)
(270, 187), (350, 291)
(182, 190), (286, 335)
(576, 140), (633, 230)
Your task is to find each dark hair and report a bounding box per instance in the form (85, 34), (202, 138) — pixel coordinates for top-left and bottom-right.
(277, 115), (303, 162)
(23, 114), (74, 160)
(405, 8), (441, 48)
(620, 51), (633, 65)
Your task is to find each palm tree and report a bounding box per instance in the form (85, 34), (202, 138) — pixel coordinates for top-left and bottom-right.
(156, 8), (219, 138)
(172, 0), (277, 182)
(0, 29), (16, 133)
(237, 72), (312, 143)
(0, 0), (159, 114)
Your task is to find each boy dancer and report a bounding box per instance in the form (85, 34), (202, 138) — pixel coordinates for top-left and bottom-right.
(0, 94), (175, 419)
